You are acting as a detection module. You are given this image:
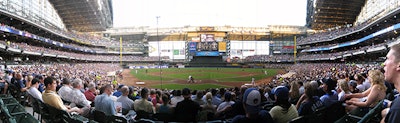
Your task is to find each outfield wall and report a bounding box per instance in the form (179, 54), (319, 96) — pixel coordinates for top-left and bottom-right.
(229, 41), (270, 59)
(148, 41), (186, 60)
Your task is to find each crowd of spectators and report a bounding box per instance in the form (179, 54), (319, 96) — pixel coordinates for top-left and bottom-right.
(297, 2), (400, 45)
(1, 22), (115, 47)
(297, 23), (368, 44)
(0, 40), (166, 62)
(297, 36), (400, 61)
(1, 60), (394, 122)
(245, 55), (294, 62)
(0, 23), (132, 53)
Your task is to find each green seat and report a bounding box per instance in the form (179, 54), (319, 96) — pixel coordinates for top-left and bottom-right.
(5, 103), (26, 116)
(357, 100), (385, 123)
(28, 94), (42, 120)
(7, 83), (25, 106)
(13, 113), (40, 123)
(43, 103), (63, 123)
(1, 97), (19, 105)
(62, 109), (90, 123)
(0, 99), (39, 123)
(335, 100), (385, 123)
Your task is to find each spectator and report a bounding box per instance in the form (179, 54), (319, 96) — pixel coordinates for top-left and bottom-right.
(58, 78), (72, 101)
(156, 94), (173, 114)
(112, 84), (124, 97)
(149, 89), (158, 107)
(202, 88), (222, 106)
(201, 92), (217, 113)
(337, 79), (351, 101)
(69, 78), (91, 117)
(193, 90), (205, 105)
(298, 81), (305, 95)
(117, 86), (134, 112)
(133, 88), (154, 114)
(171, 90), (184, 106)
(382, 43), (400, 122)
(0, 70), (8, 94)
(354, 74), (366, 92)
(174, 88), (201, 122)
(298, 82), (324, 116)
(231, 88), (274, 123)
(345, 70), (386, 113)
(42, 77), (82, 114)
(217, 92), (235, 112)
(349, 80), (360, 93)
(37, 75), (45, 93)
(226, 85), (248, 117)
(94, 84), (121, 116)
(84, 82), (97, 102)
(27, 78), (42, 102)
(269, 86), (298, 123)
(320, 78), (338, 107)
(289, 82), (301, 104)
(14, 72), (28, 92)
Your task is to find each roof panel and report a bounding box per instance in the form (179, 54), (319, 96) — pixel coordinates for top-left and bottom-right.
(49, 0), (113, 32)
(307, 0), (366, 30)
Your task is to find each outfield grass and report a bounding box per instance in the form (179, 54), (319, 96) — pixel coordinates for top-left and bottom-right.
(150, 83), (231, 90)
(131, 68), (277, 82)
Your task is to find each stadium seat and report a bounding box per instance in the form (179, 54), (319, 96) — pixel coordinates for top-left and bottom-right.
(355, 100), (384, 123)
(135, 110), (153, 120)
(12, 113), (40, 123)
(43, 103), (63, 123)
(28, 94), (41, 120)
(153, 113), (171, 122)
(7, 84), (25, 106)
(335, 100), (384, 123)
(61, 109), (91, 123)
(323, 101), (346, 122)
(93, 109), (109, 123)
(0, 99), (39, 123)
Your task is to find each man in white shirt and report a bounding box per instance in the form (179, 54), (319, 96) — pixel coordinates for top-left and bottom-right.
(68, 78), (91, 117)
(27, 78), (43, 102)
(57, 78), (72, 101)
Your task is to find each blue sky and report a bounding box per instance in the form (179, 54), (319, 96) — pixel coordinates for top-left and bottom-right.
(112, 0), (307, 28)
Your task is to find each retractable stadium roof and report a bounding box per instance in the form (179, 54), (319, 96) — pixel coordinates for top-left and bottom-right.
(306, 0), (366, 30)
(49, 0), (113, 32)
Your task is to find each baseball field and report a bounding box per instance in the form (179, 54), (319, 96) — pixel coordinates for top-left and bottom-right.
(120, 68), (281, 90)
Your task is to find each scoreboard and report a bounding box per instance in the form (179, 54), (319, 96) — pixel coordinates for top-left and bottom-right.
(188, 34), (227, 56)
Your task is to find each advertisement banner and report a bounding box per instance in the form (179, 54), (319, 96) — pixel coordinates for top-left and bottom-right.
(218, 42), (226, 52)
(189, 42), (197, 52)
(173, 50), (179, 55)
(195, 51), (219, 56)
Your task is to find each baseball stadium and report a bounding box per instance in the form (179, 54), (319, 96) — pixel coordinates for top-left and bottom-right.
(0, 0), (399, 122)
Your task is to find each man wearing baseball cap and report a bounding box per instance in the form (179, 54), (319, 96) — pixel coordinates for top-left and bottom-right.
(231, 88), (273, 123)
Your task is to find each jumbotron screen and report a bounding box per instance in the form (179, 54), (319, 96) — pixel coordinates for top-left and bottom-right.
(189, 34), (227, 56)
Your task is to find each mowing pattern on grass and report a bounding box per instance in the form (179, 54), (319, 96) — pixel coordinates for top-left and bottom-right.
(127, 68), (278, 89)
(131, 68), (277, 82)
